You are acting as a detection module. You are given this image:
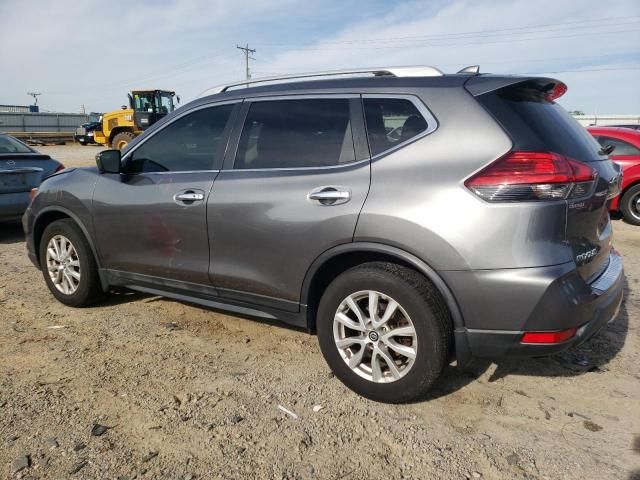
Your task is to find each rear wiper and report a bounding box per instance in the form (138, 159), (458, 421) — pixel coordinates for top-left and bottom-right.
(599, 144), (615, 156)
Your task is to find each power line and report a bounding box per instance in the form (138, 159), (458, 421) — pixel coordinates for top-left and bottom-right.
(263, 27), (639, 52)
(258, 15), (640, 47)
(237, 44), (257, 80)
(520, 66), (640, 74)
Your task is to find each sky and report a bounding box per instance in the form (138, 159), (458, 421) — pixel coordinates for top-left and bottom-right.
(1, 0), (639, 114)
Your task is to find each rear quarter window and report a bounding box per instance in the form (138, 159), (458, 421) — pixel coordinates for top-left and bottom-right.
(363, 97), (431, 156)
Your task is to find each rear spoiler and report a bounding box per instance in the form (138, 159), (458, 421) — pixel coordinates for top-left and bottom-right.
(464, 75), (567, 100)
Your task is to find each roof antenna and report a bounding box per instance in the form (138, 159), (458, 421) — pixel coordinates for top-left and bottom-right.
(457, 65), (480, 74)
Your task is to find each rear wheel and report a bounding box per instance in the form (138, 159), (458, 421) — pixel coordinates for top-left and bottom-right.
(316, 262), (452, 403)
(111, 131), (135, 150)
(39, 219), (104, 307)
(620, 184), (640, 226)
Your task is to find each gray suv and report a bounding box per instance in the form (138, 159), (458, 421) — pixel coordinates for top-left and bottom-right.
(23, 66), (624, 403)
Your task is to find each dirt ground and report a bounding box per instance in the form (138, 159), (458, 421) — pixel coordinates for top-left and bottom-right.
(1, 144), (639, 479)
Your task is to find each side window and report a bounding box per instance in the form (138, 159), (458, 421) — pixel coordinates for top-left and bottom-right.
(128, 104), (234, 173)
(597, 136), (640, 156)
(363, 98), (429, 156)
(234, 98), (355, 169)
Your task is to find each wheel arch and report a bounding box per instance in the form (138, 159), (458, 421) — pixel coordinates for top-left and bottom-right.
(301, 243), (472, 367)
(302, 243), (465, 329)
(108, 127), (135, 144)
(33, 206), (108, 290)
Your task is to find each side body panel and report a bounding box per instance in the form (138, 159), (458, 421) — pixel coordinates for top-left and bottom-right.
(207, 96), (371, 308)
(355, 86), (571, 272)
(92, 171), (216, 284)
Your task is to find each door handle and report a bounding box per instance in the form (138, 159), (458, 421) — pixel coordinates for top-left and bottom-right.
(308, 187), (351, 205)
(174, 191), (205, 204)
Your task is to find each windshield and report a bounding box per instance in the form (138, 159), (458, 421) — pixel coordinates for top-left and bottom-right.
(0, 135), (34, 154)
(133, 91), (175, 114)
(88, 113), (101, 123)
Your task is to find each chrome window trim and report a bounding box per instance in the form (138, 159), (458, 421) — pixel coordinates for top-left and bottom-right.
(228, 94), (363, 173)
(224, 158), (370, 174)
(121, 99), (241, 167)
(362, 93), (439, 159)
(132, 170), (221, 175)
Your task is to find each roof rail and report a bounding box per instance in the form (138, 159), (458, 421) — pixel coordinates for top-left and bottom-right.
(198, 65), (444, 98)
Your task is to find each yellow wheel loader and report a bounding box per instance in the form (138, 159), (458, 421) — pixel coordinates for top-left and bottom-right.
(93, 89), (177, 150)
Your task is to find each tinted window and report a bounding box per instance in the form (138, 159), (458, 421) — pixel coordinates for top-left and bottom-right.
(596, 136), (640, 156)
(477, 85), (604, 162)
(235, 98), (355, 169)
(364, 98), (428, 156)
(128, 104), (233, 172)
(0, 135), (34, 154)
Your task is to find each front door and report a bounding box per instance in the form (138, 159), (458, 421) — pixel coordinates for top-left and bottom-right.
(207, 96), (371, 311)
(92, 102), (237, 285)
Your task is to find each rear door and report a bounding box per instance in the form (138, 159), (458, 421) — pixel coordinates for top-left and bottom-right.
(92, 102), (238, 286)
(474, 79), (621, 281)
(207, 95), (370, 311)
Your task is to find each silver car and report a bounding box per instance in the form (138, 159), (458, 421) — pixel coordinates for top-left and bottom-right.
(23, 67), (624, 402)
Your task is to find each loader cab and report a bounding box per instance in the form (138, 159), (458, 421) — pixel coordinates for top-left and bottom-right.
(129, 90), (176, 131)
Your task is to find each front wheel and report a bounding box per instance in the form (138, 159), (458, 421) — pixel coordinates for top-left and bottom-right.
(620, 184), (640, 226)
(39, 219), (104, 307)
(316, 262), (452, 403)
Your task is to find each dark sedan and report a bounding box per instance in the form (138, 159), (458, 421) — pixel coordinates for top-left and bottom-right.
(0, 134), (64, 222)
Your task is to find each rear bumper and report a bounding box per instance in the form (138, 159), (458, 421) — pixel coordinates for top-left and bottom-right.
(0, 192), (31, 221)
(447, 251), (624, 359)
(74, 134), (96, 144)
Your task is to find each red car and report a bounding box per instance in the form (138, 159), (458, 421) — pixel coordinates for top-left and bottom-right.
(587, 127), (640, 225)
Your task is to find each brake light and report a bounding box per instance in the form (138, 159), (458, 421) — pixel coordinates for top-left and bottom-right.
(547, 82), (568, 101)
(55, 163), (65, 172)
(521, 327), (577, 344)
(465, 151), (596, 202)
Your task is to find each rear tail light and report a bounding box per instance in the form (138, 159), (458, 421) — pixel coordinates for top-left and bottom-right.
(55, 163), (65, 172)
(521, 327), (577, 344)
(465, 151), (597, 202)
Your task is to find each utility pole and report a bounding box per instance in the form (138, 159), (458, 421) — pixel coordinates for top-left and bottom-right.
(27, 92), (42, 106)
(236, 44), (256, 80)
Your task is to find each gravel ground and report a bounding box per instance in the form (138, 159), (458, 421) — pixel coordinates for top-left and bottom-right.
(1, 145), (639, 479)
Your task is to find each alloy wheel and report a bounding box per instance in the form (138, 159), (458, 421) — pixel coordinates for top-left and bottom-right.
(631, 192), (640, 221)
(46, 234), (81, 295)
(333, 290), (417, 383)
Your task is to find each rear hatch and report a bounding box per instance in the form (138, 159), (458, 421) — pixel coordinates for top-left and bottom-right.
(467, 76), (621, 281)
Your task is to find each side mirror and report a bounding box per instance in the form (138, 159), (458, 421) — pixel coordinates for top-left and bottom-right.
(96, 149), (121, 174)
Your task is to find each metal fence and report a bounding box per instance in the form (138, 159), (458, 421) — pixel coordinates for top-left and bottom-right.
(574, 114), (640, 127)
(0, 112), (89, 133)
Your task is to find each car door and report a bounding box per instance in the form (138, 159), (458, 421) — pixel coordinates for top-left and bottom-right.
(92, 101), (238, 286)
(207, 95), (371, 311)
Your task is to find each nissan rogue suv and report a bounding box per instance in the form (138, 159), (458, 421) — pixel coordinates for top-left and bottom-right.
(23, 66), (624, 403)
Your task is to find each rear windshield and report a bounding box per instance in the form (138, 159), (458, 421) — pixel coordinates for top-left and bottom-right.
(0, 135), (34, 154)
(477, 83), (605, 162)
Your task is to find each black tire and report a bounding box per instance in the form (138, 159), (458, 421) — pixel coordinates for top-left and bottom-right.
(111, 131), (135, 150)
(39, 219), (104, 307)
(620, 184), (640, 226)
(316, 262), (452, 403)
